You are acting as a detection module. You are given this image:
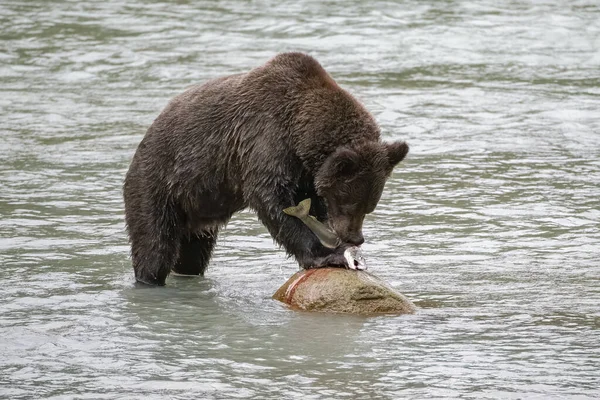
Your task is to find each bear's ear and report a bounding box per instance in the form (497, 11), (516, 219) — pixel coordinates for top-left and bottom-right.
(385, 141), (409, 168)
(330, 148), (360, 177)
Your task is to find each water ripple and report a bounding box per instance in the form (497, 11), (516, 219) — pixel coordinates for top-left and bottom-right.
(1, 0), (599, 398)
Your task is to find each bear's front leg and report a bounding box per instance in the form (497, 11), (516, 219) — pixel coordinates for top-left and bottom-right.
(254, 200), (350, 269)
(310, 244), (353, 269)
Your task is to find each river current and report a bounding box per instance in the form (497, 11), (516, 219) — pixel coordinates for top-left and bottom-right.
(1, 1), (599, 399)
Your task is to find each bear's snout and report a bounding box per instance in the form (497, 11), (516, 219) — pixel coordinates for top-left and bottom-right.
(345, 233), (364, 246)
(330, 214), (365, 247)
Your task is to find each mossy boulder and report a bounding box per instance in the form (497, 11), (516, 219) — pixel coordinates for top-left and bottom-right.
(273, 268), (416, 315)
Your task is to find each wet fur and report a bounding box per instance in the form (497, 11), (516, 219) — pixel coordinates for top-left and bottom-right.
(123, 52), (408, 285)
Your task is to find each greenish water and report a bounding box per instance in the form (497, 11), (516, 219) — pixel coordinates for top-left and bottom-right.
(1, 1), (599, 399)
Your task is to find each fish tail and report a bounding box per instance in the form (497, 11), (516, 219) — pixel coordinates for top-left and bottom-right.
(283, 198), (311, 218)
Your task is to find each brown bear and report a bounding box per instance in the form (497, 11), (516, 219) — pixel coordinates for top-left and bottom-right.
(124, 52), (408, 285)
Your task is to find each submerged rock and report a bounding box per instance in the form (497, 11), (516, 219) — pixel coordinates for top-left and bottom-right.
(273, 268), (416, 315)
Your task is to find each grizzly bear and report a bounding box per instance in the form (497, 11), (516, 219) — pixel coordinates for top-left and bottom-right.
(124, 52), (408, 285)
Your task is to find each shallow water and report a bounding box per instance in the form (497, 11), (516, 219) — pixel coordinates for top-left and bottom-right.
(1, 0), (599, 398)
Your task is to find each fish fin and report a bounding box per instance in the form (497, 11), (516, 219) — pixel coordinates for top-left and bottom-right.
(283, 198), (312, 218)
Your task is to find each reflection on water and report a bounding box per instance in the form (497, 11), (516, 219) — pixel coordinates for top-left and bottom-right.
(1, 0), (599, 398)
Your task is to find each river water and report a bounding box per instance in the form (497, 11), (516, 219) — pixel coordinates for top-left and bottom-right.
(1, 1), (599, 399)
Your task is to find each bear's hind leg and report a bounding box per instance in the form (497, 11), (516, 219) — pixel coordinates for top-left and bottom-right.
(130, 225), (181, 286)
(172, 229), (218, 276)
(128, 199), (184, 286)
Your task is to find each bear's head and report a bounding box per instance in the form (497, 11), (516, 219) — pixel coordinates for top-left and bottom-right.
(314, 141), (409, 246)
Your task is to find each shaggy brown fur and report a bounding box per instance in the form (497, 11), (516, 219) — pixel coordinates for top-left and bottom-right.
(124, 53), (408, 285)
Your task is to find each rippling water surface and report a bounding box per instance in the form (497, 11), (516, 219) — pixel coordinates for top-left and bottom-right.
(1, 1), (599, 398)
